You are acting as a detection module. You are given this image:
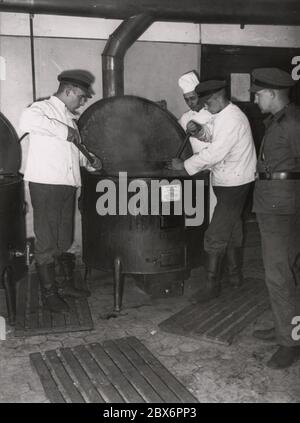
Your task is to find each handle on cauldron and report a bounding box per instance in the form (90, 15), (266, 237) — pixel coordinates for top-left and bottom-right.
(175, 132), (190, 159)
(72, 140), (96, 165)
(70, 118), (100, 166)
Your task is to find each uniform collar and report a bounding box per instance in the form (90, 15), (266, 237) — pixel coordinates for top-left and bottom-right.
(264, 102), (293, 127)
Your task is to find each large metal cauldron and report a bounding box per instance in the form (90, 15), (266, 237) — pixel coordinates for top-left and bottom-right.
(79, 96), (209, 310)
(0, 112), (27, 324)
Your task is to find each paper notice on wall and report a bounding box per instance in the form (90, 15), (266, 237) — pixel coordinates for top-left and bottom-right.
(231, 73), (250, 102)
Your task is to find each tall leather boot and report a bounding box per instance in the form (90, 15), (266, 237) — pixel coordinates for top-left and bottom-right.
(36, 262), (69, 313)
(205, 251), (225, 298)
(56, 253), (90, 298)
(226, 247), (243, 288)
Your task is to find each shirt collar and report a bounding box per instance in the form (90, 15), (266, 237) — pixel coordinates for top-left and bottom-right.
(50, 95), (68, 110)
(264, 102), (292, 127)
(50, 95), (78, 118)
(213, 101), (232, 118)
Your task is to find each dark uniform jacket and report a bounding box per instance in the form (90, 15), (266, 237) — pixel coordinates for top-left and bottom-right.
(253, 103), (300, 214)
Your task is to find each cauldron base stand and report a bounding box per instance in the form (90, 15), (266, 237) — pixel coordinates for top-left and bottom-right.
(113, 257), (124, 312)
(84, 258), (125, 312)
(84, 259), (187, 312)
(133, 272), (186, 299)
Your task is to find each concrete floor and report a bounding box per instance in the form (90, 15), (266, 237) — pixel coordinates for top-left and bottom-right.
(0, 223), (300, 403)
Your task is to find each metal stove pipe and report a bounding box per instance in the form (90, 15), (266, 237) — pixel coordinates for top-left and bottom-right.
(102, 14), (154, 98)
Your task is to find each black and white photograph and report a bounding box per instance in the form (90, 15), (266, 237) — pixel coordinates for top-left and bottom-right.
(0, 0), (300, 406)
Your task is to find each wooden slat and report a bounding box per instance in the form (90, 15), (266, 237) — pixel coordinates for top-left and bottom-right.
(89, 343), (145, 403)
(190, 288), (265, 335)
(51, 310), (67, 329)
(15, 277), (28, 331)
(73, 345), (125, 403)
(102, 340), (163, 403)
(159, 279), (268, 345)
(59, 348), (104, 403)
(14, 272), (93, 337)
(41, 306), (52, 331)
(72, 272), (93, 327)
(218, 298), (270, 343)
(27, 273), (53, 331)
(75, 298), (93, 328)
(30, 352), (65, 403)
(127, 337), (198, 403)
(114, 338), (180, 403)
(44, 350), (85, 403)
(168, 280), (262, 331)
(64, 297), (80, 327)
(30, 337), (198, 404)
(182, 286), (259, 333)
(204, 292), (267, 338)
(27, 274), (40, 330)
(164, 283), (258, 334)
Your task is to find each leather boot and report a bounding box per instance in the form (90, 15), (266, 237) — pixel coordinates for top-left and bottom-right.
(267, 346), (300, 369)
(226, 247), (243, 288)
(36, 263), (69, 313)
(253, 327), (276, 342)
(205, 251), (225, 298)
(56, 253), (90, 298)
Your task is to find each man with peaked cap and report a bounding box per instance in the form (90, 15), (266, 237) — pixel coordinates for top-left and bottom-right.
(178, 71), (213, 153)
(250, 67), (300, 369)
(19, 69), (102, 314)
(168, 79), (257, 298)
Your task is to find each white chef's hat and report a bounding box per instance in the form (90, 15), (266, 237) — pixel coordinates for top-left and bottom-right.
(178, 71), (199, 94)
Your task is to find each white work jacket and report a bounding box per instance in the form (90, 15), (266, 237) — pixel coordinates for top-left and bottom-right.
(184, 103), (257, 186)
(19, 96), (88, 187)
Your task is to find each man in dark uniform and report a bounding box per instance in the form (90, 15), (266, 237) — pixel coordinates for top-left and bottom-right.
(251, 67), (300, 369)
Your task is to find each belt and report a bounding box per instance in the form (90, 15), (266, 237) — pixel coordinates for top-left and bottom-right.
(255, 172), (300, 180)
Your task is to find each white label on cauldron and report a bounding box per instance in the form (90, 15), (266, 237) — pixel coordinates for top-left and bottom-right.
(161, 184), (181, 202)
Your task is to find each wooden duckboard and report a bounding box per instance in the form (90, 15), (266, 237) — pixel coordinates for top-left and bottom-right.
(30, 336), (198, 403)
(159, 278), (270, 345)
(15, 271), (93, 337)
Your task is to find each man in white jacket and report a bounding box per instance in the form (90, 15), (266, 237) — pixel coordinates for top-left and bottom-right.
(169, 80), (257, 297)
(19, 69), (102, 313)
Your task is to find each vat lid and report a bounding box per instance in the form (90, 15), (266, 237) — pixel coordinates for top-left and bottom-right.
(78, 95), (191, 175)
(0, 111), (21, 175)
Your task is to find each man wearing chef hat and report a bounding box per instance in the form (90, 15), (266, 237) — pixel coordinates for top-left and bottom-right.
(178, 71), (213, 151)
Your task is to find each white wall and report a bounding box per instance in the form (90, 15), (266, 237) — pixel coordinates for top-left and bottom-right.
(1, 12), (300, 255)
(0, 13), (201, 129)
(201, 24), (300, 47)
(0, 13), (200, 42)
(0, 13), (201, 255)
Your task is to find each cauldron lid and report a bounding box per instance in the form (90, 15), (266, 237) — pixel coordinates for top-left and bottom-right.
(78, 95), (192, 174)
(0, 112), (20, 175)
